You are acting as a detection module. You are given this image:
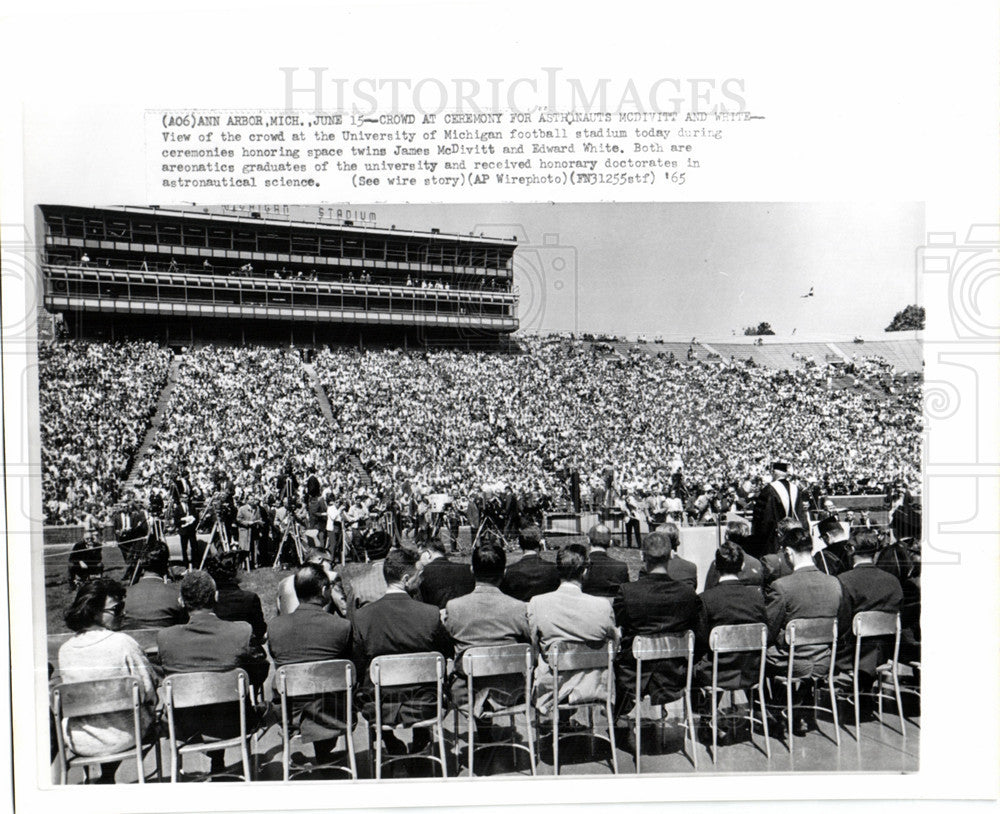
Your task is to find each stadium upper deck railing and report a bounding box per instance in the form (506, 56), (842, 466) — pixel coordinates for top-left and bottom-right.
(42, 264), (519, 330)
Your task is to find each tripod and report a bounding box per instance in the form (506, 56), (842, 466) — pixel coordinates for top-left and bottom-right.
(471, 514), (517, 552)
(272, 518), (306, 570)
(198, 510), (240, 570)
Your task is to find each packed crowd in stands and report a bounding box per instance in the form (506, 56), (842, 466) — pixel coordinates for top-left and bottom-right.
(40, 337), (922, 532)
(39, 341), (172, 526)
(316, 336), (922, 510)
(128, 346), (340, 510)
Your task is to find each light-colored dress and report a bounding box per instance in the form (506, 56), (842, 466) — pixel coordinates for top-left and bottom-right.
(57, 629), (156, 756)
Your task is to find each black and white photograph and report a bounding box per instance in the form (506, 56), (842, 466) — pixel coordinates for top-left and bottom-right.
(35, 201), (922, 781)
(2, 2), (998, 813)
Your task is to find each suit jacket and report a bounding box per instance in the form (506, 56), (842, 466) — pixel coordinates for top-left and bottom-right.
(418, 556), (475, 609)
(666, 555), (698, 591)
(696, 579), (768, 688)
(528, 583), (619, 712)
(269, 602), (353, 666)
(124, 574), (187, 629)
(444, 583), (531, 715)
(352, 591), (454, 725)
(613, 572), (706, 709)
(836, 563), (903, 675)
(268, 603), (353, 742)
(765, 565), (843, 678)
(157, 610), (255, 740)
(114, 509), (148, 543)
(703, 551), (764, 590)
(500, 552), (560, 602)
(582, 549), (630, 598)
(214, 584), (267, 644)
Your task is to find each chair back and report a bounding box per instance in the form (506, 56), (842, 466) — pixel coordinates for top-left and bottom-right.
(462, 643), (532, 679)
(786, 617), (837, 647)
(549, 640), (615, 672)
(51, 676), (140, 718)
(277, 659), (355, 698)
(853, 610), (899, 638)
(710, 622), (767, 654)
(163, 668), (249, 708)
(632, 631), (694, 662)
(369, 652), (444, 688)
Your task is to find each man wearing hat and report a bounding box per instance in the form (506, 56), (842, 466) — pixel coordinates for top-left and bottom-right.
(582, 524), (630, 599)
(750, 462), (808, 559)
(835, 529), (903, 685)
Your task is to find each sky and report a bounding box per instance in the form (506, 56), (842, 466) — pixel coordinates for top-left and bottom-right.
(286, 201), (925, 340)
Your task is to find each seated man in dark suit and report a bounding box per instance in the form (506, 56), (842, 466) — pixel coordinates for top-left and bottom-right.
(269, 563), (353, 764)
(416, 536), (475, 609)
(123, 540), (187, 630)
(582, 524), (630, 599)
(613, 532), (706, 721)
(760, 518), (800, 587)
(764, 527), (844, 735)
(814, 515), (853, 577)
(694, 541), (768, 722)
(157, 570), (263, 774)
(703, 519), (764, 590)
(275, 546), (349, 618)
(499, 526), (559, 602)
(352, 548), (455, 755)
(205, 552), (269, 696)
(836, 530), (903, 691)
(657, 523), (697, 590)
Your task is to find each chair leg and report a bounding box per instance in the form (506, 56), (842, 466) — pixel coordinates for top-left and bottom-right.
(525, 707), (537, 777)
(606, 697), (619, 775)
(468, 713), (475, 777)
(711, 687), (718, 765)
(552, 705), (560, 776)
(282, 729), (290, 782)
(854, 671), (861, 740)
(373, 726), (382, 780)
(170, 745), (178, 783)
(757, 685), (771, 760)
(684, 689), (698, 770)
(345, 727), (358, 780)
(828, 675), (841, 747)
(786, 680), (794, 751)
(634, 703), (641, 774)
(891, 665), (906, 738)
(241, 737), (252, 782)
(436, 722), (449, 778)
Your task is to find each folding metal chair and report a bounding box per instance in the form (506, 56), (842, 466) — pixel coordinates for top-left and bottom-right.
(460, 643), (536, 776)
(161, 668), (258, 782)
(548, 640), (619, 775)
(707, 623), (771, 764)
(368, 652), (449, 779)
(853, 611), (907, 738)
(631, 631), (697, 772)
(772, 617), (840, 748)
(51, 676), (161, 784)
(275, 659), (357, 780)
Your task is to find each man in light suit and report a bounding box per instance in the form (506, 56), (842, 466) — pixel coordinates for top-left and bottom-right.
(528, 544), (619, 715)
(443, 542), (531, 724)
(582, 524), (630, 599)
(765, 526), (843, 735)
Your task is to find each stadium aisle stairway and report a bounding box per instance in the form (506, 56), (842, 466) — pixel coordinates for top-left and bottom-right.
(121, 354), (181, 494)
(304, 362), (372, 489)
